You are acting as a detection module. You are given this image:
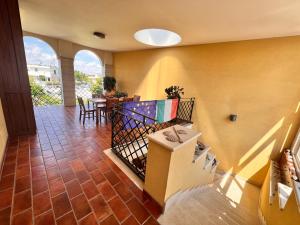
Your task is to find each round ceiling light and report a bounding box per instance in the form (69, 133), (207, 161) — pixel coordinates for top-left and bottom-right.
(134, 28), (181, 47)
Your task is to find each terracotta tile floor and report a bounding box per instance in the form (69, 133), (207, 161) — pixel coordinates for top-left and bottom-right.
(0, 106), (161, 225)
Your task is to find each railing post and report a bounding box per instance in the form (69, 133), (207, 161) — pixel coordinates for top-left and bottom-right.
(111, 108), (115, 150)
(190, 97), (195, 121)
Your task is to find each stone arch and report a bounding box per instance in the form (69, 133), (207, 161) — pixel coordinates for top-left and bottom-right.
(23, 36), (63, 106)
(73, 50), (104, 100)
(23, 35), (59, 58)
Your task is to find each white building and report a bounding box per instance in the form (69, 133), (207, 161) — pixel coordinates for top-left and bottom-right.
(27, 64), (59, 82)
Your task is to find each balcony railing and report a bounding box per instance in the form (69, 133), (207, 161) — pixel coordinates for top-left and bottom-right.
(30, 82), (63, 106)
(111, 98), (195, 180)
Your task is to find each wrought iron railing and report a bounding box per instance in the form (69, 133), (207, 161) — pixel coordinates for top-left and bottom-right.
(30, 82), (63, 106)
(176, 97), (195, 122)
(75, 78), (103, 104)
(111, 98), (195, 180)
(75, 84), (93, 102)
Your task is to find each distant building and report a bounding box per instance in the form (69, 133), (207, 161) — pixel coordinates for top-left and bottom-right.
(27, 64), (59, 82)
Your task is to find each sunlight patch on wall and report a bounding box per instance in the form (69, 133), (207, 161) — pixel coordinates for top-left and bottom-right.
(238, 140), (276, 179)
(280, 123), (293, 151)
(238, 118), (284, 166)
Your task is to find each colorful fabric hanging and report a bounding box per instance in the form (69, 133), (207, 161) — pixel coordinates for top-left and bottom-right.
(121, 99), (179, 130)
(122, 100), (157, 129)
(156, 99), (178, 123)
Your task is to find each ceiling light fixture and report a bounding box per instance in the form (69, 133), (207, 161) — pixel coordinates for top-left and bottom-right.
(134, 28), (181, 47)
(93, 32), (105, 39)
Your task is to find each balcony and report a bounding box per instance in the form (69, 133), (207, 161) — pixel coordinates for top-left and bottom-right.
(1, 0), (300, 225)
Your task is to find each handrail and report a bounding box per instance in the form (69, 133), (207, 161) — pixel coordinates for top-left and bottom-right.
(114, 97), (196, 124)
(111, 97), (196, 180)
(115, 104), (157, 122)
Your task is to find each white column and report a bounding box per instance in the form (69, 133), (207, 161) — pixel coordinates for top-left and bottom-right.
(60, 57), (76, 106)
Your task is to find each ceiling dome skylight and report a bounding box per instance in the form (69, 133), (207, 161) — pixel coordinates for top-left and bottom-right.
(134, 28), (181, 47)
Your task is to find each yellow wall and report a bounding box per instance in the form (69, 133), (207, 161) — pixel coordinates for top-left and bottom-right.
(259, 167), (300, 225)
(114, 36), (300, 186)
(0, 99), (8, 167)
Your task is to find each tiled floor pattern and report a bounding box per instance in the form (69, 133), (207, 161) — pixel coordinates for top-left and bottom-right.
(0, 106), (161, 225)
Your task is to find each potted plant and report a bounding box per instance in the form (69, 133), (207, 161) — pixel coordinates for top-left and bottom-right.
(115, 91), (128, 98)
(165, 85), (184, 99)
(103, 76), (116, 97)
(103, 76), (116, 92)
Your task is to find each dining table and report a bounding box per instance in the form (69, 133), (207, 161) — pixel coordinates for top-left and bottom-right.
(88, 98), (107, 124)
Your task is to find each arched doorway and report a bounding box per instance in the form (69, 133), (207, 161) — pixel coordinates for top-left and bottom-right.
(23, 36), (62, 106)
(74, 50), (103, 101)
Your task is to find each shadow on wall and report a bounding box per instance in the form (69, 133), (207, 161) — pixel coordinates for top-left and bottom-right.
(230, 99), (300, 185)
(114, 39), (300, 187)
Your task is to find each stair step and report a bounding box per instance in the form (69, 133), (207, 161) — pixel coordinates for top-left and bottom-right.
(210, 159), (219, 174)
(193, 146), (210, 163)
(204, 151), (216, 170)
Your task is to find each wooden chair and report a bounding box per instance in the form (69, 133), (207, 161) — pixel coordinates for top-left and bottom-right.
(99, 98), (119, 124)
(123, 97), (133, 102)
(133, 95), (141, 102)
(77, 96), (96, 125)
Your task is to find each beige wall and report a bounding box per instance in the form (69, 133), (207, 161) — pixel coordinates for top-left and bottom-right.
(0, 99), (8, 168)
(114, 36), (300, 186)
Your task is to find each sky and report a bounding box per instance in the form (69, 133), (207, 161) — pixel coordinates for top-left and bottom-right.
(23, 36), (103, 76)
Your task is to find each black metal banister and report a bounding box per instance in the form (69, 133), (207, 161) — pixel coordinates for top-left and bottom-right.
(111, 98), (195, 180)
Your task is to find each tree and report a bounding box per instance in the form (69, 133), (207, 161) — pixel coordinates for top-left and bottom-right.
(38, 75), (46, 81)
(30, 80), (45, 97)
(90, 78), (103, 95)
(74, 71), (90, 84)
(29, 78), (62, 106)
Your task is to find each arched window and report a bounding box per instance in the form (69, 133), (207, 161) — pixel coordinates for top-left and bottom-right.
(74, 50), (103, 100)
(23, 36), (62, 106)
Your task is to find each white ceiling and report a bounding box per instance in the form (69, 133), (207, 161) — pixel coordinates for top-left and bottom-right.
(19, 0), (300, 52)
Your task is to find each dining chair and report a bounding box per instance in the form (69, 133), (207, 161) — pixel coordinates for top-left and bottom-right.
(99, 98), (119, 124)
(133, 95), (141, 102)
(77, 96), (96, 125)
(123, 97), (133, 102)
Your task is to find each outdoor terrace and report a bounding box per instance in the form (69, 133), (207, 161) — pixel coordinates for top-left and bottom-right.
(0, 106), (161, 225)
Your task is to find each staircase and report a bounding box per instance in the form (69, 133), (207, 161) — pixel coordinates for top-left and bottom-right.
(144, 124), (220, 210)
(159, 173), (261, 225)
